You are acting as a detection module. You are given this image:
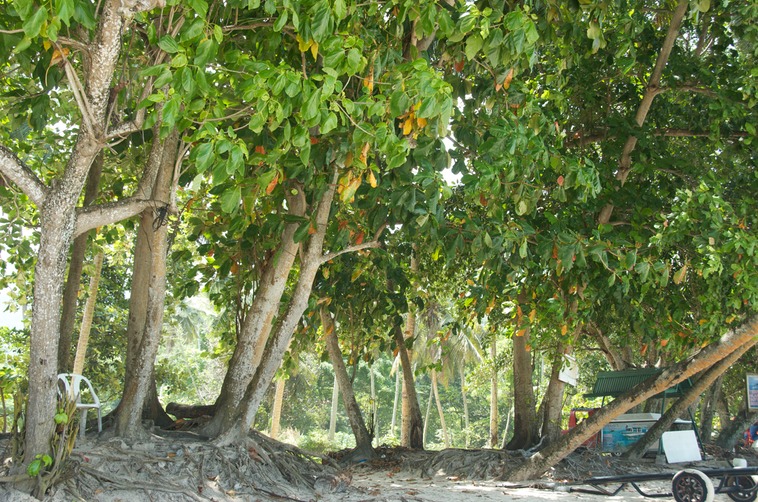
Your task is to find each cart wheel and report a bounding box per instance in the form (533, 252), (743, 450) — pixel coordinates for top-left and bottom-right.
(672, 469), (715, 502)
(725, 475), (757, 502)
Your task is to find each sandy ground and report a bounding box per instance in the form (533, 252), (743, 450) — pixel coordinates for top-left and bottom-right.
(335, 467), (742, 501)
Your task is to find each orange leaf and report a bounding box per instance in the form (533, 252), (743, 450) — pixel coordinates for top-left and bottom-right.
(560, 324), (568, 336)
(364, 67), (374, 94)
(641, 344), (648, 356)
(360, 142), (370, 164)
(454, 59), (465, 72)
(266, 173), (279, 194)
(416, 116), (428, 128)
(479, 193), (488, 206)
(516, 329), (527, 337)
(310, 136), (319, 145)
(557, 175), (564, 187)
(255, 145), (266, 155)
(660, 339), (669, 347)
(308, 224), (317, 235)
(402, 117), (414, 136)
(355, 232), (364, 245)
(502, 67), (514, 90)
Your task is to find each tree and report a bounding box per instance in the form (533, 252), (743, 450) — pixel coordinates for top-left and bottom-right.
(0, 0), (168, 472)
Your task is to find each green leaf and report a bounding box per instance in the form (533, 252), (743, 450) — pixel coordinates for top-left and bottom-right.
(465, 34), (483, 61)
(158, 36), (182, 54)
(194, 142), (214, 172)
(194, 39), (216, 66)
(310, 3), (331, 42)
(14, 0), (34, 20)
(187, 0), (208, 17)
(22, 8), (47, 38)
(274, 10), (288, 32)
(55, 0), (75, 27)
(333, 0), (347, 20)
(220, 186), (241, 214)
(27, 459), (42, 477)
(294, 220), (311, 243)
(390, 91), (410, 117)
(54, 412), (68, 424)
(302, 89), (321, 121)
(321, 112), (338, 134)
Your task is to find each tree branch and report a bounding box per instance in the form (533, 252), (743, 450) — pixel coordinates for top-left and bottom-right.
(320, 224), (386, 265)
(598, 0), (689, 225)
(0, 144), (48, 206)
(74, 197), (161, 236)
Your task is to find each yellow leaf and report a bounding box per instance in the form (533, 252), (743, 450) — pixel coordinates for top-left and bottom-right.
(416, 116), (428, 128)
(310, 41), (319, 60)
(364, 67), (374, 94)
(673, 264), (688, 284)
(402, 117), (413, 136)
(297, 35), (311, 52)
(528, 309), (536, 322)
(368, 171), (377, 188)
(516, 329), (527, 337)
(50, 47), (69, 66)
(560, 324), (568, 336)
(503, 67), (514, 90)
(359, 142), (370, 164)
(351, 268), (363, 282)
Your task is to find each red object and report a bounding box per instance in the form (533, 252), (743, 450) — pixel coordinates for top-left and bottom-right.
(564, 408), (601, 448)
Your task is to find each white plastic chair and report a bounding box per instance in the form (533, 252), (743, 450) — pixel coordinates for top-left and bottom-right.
(57, 373), (102, 439)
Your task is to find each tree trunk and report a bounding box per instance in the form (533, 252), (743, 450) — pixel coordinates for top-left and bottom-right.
(432, 369), (450, 448)
(328, 374), (339, 443)
(540, 347), (570, 446)
(506, 323), (537, 450)
(269, 377), (286, 440)
(393, 321), (424, 449)
(166, 402), (216, 419)
(202, 189), (306, 438)
(700, 375), (723, 442)
(489, 336), (499, 448)
(716, 400), (758, 451)
(59, 154), (102, 373)
(369, 363), (378, 443)
(423, 383), (433, 447)
(460, 366), (470, 448)
(502, 316), (758, 482)
(71, 253), (104, 375)
(391, 363), (401, 438)
(18, 0), (144, 470)
(624, 338), (757, 459)
(115, 131), (178, 438)
(212, 171), (374, 445)
(326, 348), (371, 447)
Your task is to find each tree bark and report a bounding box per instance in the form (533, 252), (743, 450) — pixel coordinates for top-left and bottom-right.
(624, 337), (757, 459)
(460, 366), (470, 448)
(540, 346), (571, 445)
(700, 375), (723, 443)
(115, 130), (178, 438)
(321, 306), (375, 457)
(328, 373), (339, 443)
(432, 368), (450, 448)
(12, 0), (161, 472)
(489, 336), (499, 448)
(59, 154), (102, 373)
(393, 321), (424, 449)
(71, 252), (104, 375)
(506, 323), (538, 450)
(502, 315), (758, 482)
(202, 188), (306, 438)
(391, 363), (401, 438)
(423, 383), (433, 447)
(269, 377), (286, 440)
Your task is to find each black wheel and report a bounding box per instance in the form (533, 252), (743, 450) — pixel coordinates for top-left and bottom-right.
(672, 469), (715, 502)
(726, 475), (757, 502)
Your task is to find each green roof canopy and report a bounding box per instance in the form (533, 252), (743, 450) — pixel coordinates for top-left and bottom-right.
(584, 368), (693, 399)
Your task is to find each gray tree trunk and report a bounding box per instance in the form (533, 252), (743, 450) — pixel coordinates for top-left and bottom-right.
(329, 374), (339, 443)
(506, 322), (538, 451)
(502, 316), (758, 482)
(489, 337), (499, 448)
(58, 154), (102, 373)
(322, 306), (375, 459)
(700, 375), (723, 442)
(624, 338), (757, 459)
(393, 321), (424, 449)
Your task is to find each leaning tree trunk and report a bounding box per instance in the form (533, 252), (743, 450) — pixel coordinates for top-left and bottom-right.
(201, 189), (306, 438)
(506, 323), (538, 451)
(115, 131), (178, 438)
(503, 315), (758, 482)
(71, 252), (104, 375)
(59, 154), (102, 373)
(321, 306), (375, 458)
(624, 337), (757, 459)
(540, 341), (574, 446)
(423, 384), (433, 447)
(393, 321), (424, 449)
(213, 170), (383, 444)
(700, 375), (724, 443)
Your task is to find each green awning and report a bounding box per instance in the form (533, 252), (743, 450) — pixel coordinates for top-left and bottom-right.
(584, 368), (693, 399)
